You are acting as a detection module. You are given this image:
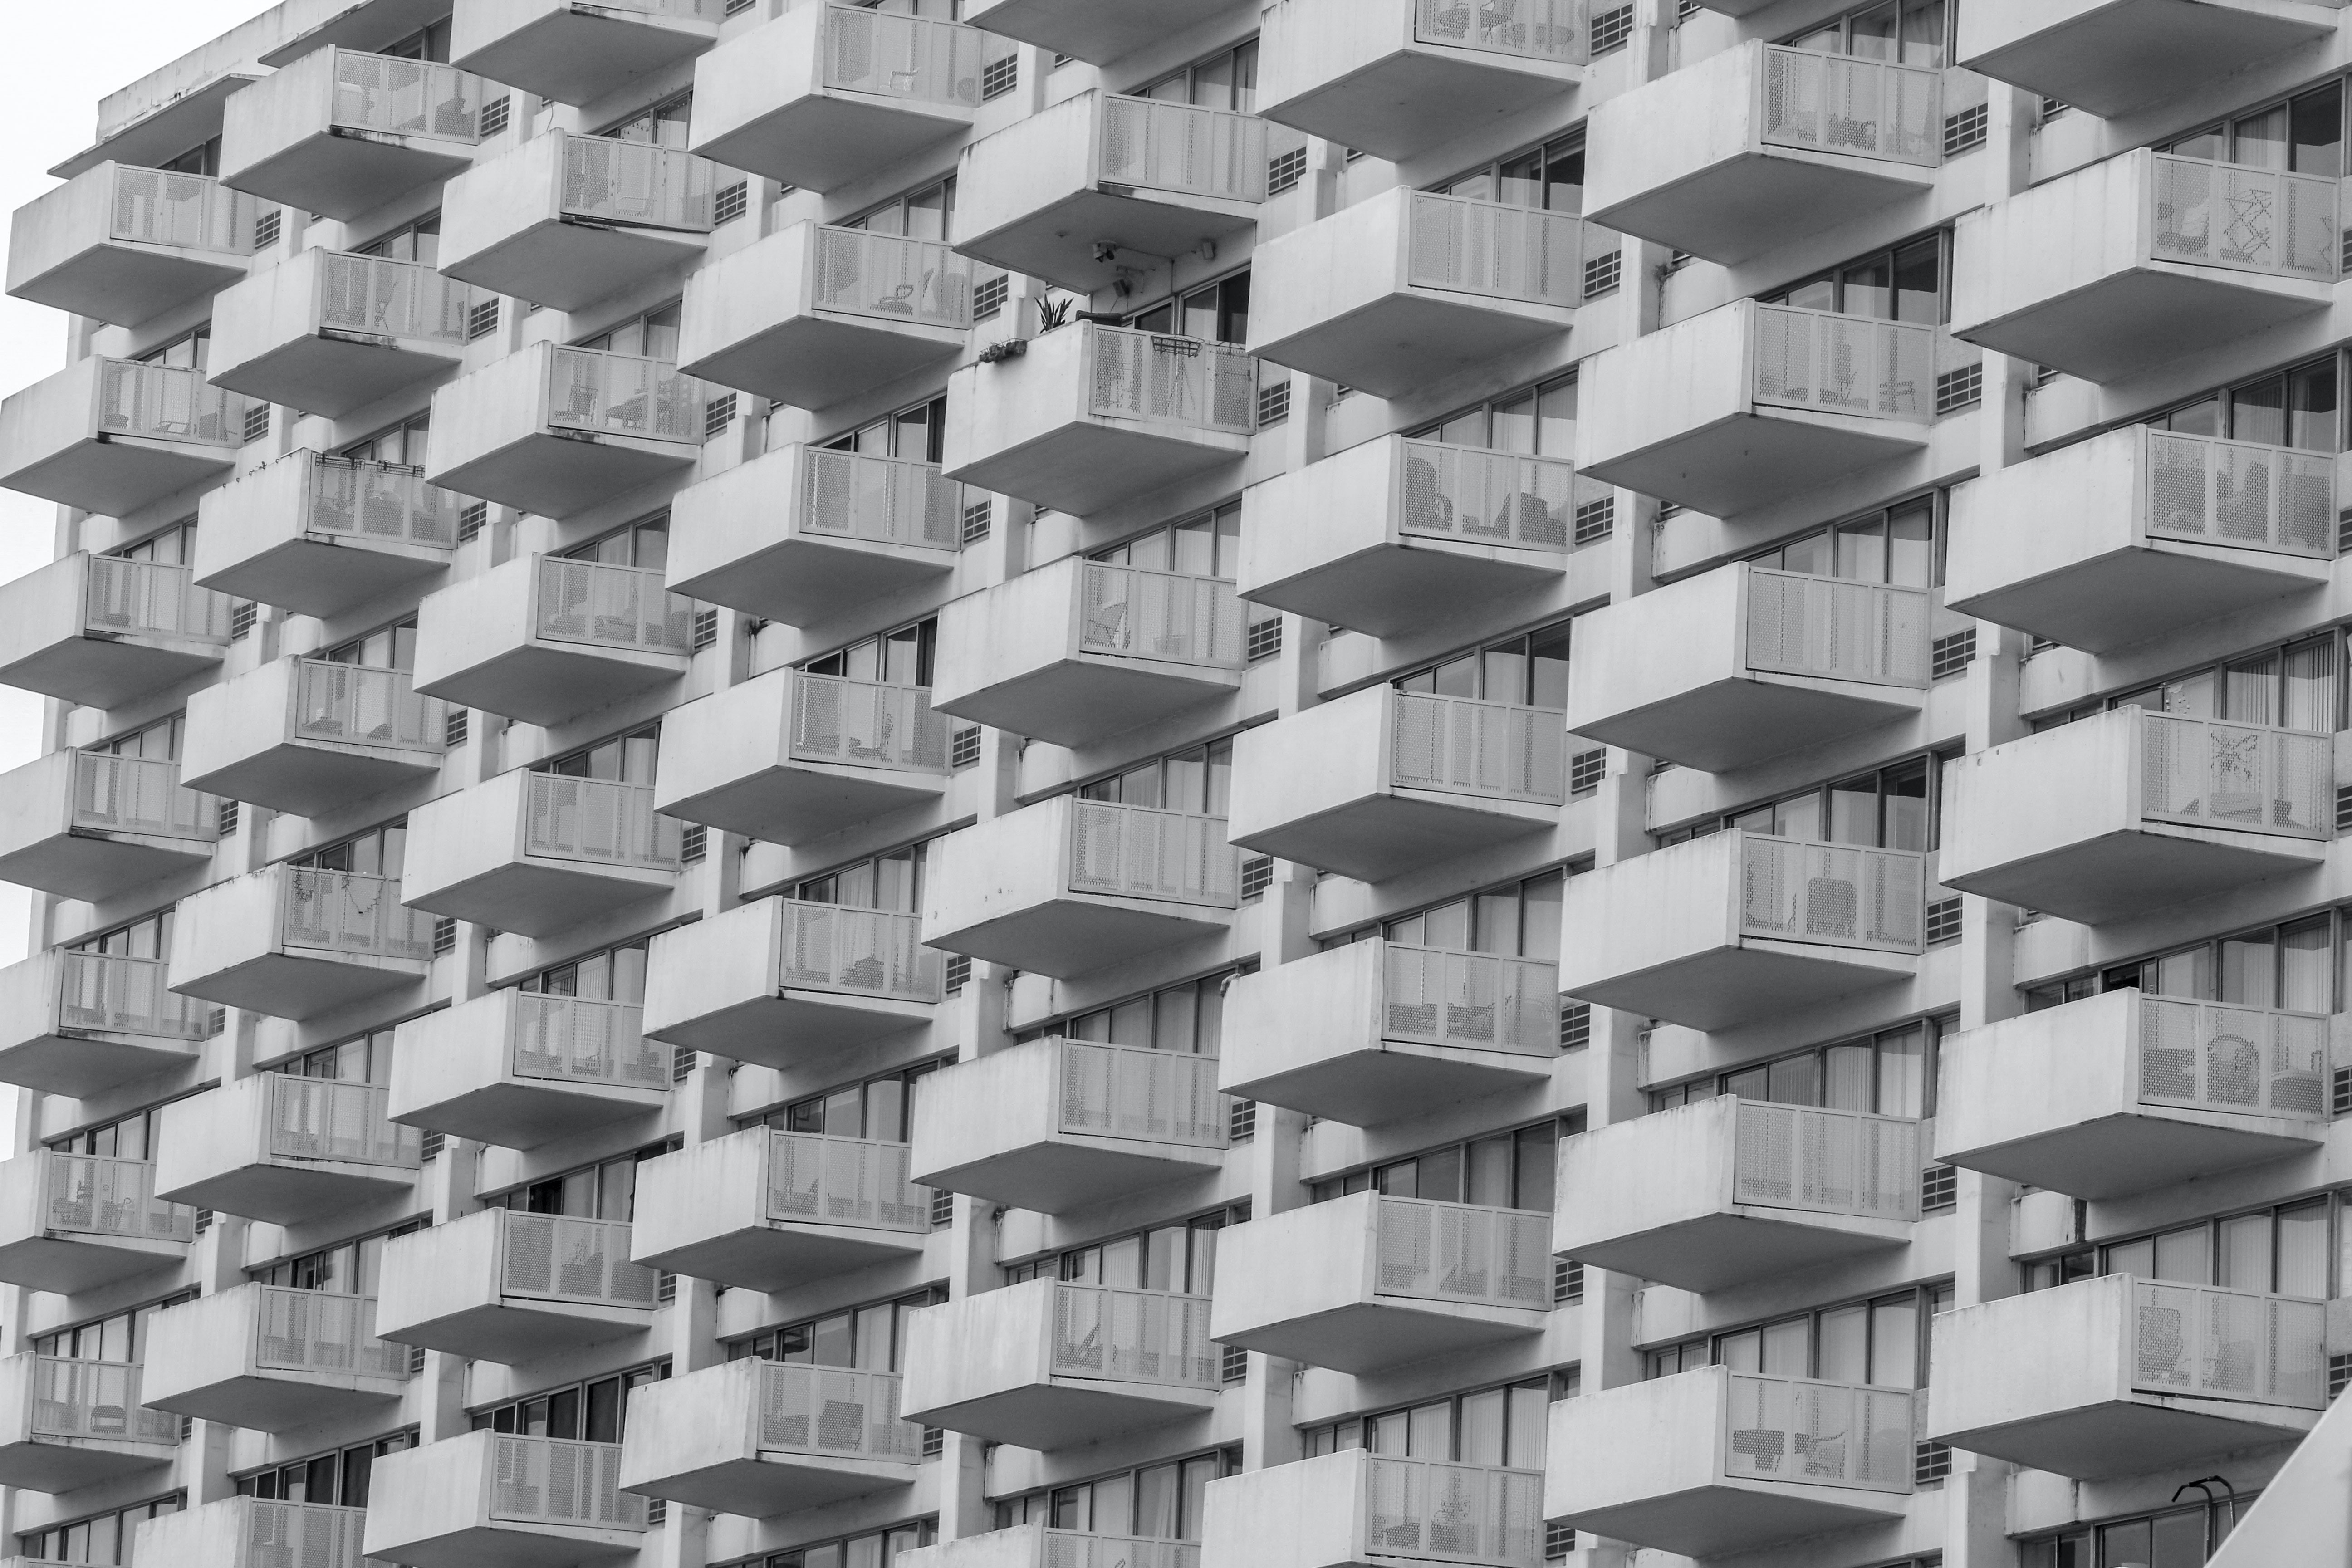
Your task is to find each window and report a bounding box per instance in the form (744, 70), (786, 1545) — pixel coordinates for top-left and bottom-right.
(600, 91), (692, 147)
(724, 1522), (938, 1568)
(238, 1431), (416, 1507)
(750, 1062), (944, 1145)
(318, 617), (418, 671)
(819, 394), (948, 464)
(1077, 739), (1231, 816)
(537, 721), (660, 785)
(471, 1361), (670, 1441)
(273, 1025), (395, 1085)
(1127, 271), (1250, 346)
(1003, 1206), (1243, 1289)
(1393, 623), (1573, 710)
(1764, 233), (1947, 325)
(89, 712), (183, 762)
(1326, 868), (1568, 964)
(1645, 1284), (1952, 1387)
(159, 136), (220, 176)
(793, 843), (927, 912)
(2165, 78), (2343, 177)
(1415, 373), (1578, 458)
(803, 617), (936, 687)
(994, 1451), (1238, 1541)
(578, 302), (681, 360)
(338, 411), (431, 470)
(2020, 1491), (2257, 1567)
(289, 820), (407, 878)
(33, 1293), (194, 1362)
(1138, 40), (1257, 112)
(108, 519), (196, 565)
(66, 909), (173, 963)
(1752, 495), (1937, 586)
(1656, 749), (1951, 852)
(138, 324), (209, 372)
(1785, 0), (1948, 67)
(382, 17), (453, 62)
(561, 513), (670, 569)
(2024, 1197), (2332, 1300)
(2112, 631), (2341, 735)
(1436, 133), (1583, 216)
(2106, 910), (2338, 1015)
(519, 937), (650, 1004)
(1303, 1380), (1551, 1467)
(19, 1497), (182, 1567)
(1092, 501), (1241, 580)
(484, 1143), (676, 1222)
(1310, 1117), (1578, 1211)
(2146, 354), (2341, 454)
(1649, 1017), (1946, 1119)
(1019, 970), (1246, 1054)
(49, 1105), (166, 1161)
(354, 213), (440, 267)
(253, 1219), (428, 1294)
(728, 1288), (946, 1370)
(843, 175), (955, 241)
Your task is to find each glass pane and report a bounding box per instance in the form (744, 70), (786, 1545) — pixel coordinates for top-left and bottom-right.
(2230, 373), (2288, 447)
(2288, 359), (2341, 453)
(1495, 150), (1545, 211)
(1900, 0), (1946, 68)
(1490, 392), (1536, 455)
(1759, 1317), (1809, 1376)
(1458, 1389), (1507, 1465)
(1779, 531), (1833, 577)
(2218, 1213), (2272, 1292)
(2280, 916), (2333, 1013)
(1093, 1475), (1132, 1537)
(1876, 1026), (1926, 1117)
(1534, 378), (1577, 456)
(2153, 1225), (2209, 1284)
(1521, 871), (1564, 959)
(2232, 103), (2291, 171)
(1513, 1124), (1557, 1212)
(1847, 2), (1898, 59)
(1817, 1304), (1868, 1382)
(1529, 624), (1572, 711)
(2145, 945), (2213, 999)
(1838, 255), (1893, 321)
(2150, 1509), (2208, 1568)
(1869, 1296), (1917, 1388)
(1135, 1465), (1179, 1541)
(2162, 670), (2218, 718)
(1417, 1144), (1463, 1203)
(1715, 1329), (1761, 1371)
(1465, 1136), (1514, 1207)
(1766, 1053), (1821, 1107)
(2219, 931), (2277, 1008)
(2104, 1236), (2155, 1279)
(1772, 791), (1823, 842)
(2161, 395), (2224, 437)
(1823, 1044), (1874, 1111)
(2278, 1200), (2328, 1297)
(1422, 900), (1472, 952)
(1505, 1384), (1547, 1468)
(1827, 776), (1881, 846)
(1099, 1235), (1142, 1288)
(1407, 1400), (1453, 1460)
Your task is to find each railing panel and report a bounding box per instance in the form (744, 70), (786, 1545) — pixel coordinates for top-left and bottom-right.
(790, 674), (952, 774)
(1396, 440), (1575, 553)
(561, 137), (717, 232)
(2144, 429), (2337, 559)
(1098, 96), (1269, 202)
(56, 951), (208, 1042)
(1085, 324), (1259, 434)
(524, 774), (681, 869)
(1043, 1533), (1200, 1568)
(240, 1501), (365, 1568)
(810, 226), (973, 328)
(544, 348), (708, 445)
(1742, 566), (1932, 688)
(71, 753), (213, 841)
(1758, 46), (1942, 166)
(95, 360), (242, 447)
(1412, 0), (1587, 64)
(84, 554), (232, 642)
(1737, 833), (1926, 953)
(302, 455), (462, 548)
(1067, 802), (1240, 908)
(1750, 304), (1936, 424)
(2139, 712), (2333, 840)
(490, 1436), (649, 1529)
(822, 5), (983, 106)
(1721, 1374), (1916, 1494)
(534, 557), (696, 653)
(775, 902), (945, 1003)
(40, 1152), (192, 1242)
(1364, 1457), (1546, 1568)
(317, 253), (473, 343)
(281, 867), (437, 959)
(1731, 1100), (1921, 1220)
(1390, 691), (1568, 805)
(266, 1076), (421, 1169)
(767, 1131), (931, 1232)
(510, 995), (666, 1090)
(2131, 1280), (2328, 1409)
(800, 447), (964, 551)
(108, 167), (257, 254)
(292, 660), (444, 752)
(1381, 944), (1559, 1055)
(756, 1362), (925, 1460)
(500, 1213), (660, 1308)
(1374, 1198), (1551, 1310)
(2137, 998), (2331, 1121)
(251, 1286), (407, 1377)
(1078, 563), (1245, 670)
(2150, 152), (2339, 283)
(1056, 1040), (1227, 1148)
(29, 1358), (176, 1443)
(1050, 1284), (1219, 1387)
(330, 50), (483, 141)
(1406, 193), (1583, 306)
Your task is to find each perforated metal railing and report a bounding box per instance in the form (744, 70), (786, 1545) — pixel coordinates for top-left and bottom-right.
(291, 661), (445, 753)
(240, 1500), (365, 1568)
(55, 951), (207, 1042)
(1077, 563), (1245, 670)
(500, 1212), (660, 1308)
(1364, 1457), (1546, 1568)
(790, 674), (953, 774)
(95, 360), (243, 446)
(1737, 833), (1927, 954)
(767, 1131), (931, 1232)
(1406, 192), (1583, 306)
(810, 225), (974, 328)
(83, 554), (231, 642)
(756, 1362), (925, 1461)
(70, 753), (213, 841)
(1412, 0), (1588, 64)
(2142, 428), (2336, 559)
(1390, 691), (1568, 805)
(823, 1), (982, 101)
(1395, 440), (1575, 553)
(559, 137), (719, 232)
(106, 166), (258, 254)
(800, 446), (965, 550)
(489, 1436), (649, 1529)
(524, 774), (682, 869)
(1098, 95), (1271, 201)
(544, 348), (709, 445)
(250, 1286), (407, 1378)
(510, 994), (665, 1090)
(300, 454), (462, 548)
(317, 252), (474, 343)
(1056, 1040), (1228, 1148)
(1757, 45), (1943, 167)
(1042, 1533), (1200, 1568)
(1742, 566), (1933, 688)
(1730, 1100), (1921, 1221)
(40, 1152), (192, 1242)
(1720, 1374), (1916, 1494)
(1373, 1198), (1552, 1310)
(2149, 152), (2339, 283)
(329, 49), (485, 141)
(266, 1076), (421, 1169)
(774, 902), (945, 1003)
(28, 1357), (176, 1444)
(280, 867), (438, 960)
(1085, 325), (1259, 433)
(1050, 1283), (1219, 1387)
(1381, 945), (1560, 1055)
(2136, 996), (2331, 1121)
(2139, 712), (2333, 841)
(534, 557), (697, 653)
(1067, 802), (1240, 908)
(1749, 304), (1937, 424)
(2131, 1279), (2328, 1408)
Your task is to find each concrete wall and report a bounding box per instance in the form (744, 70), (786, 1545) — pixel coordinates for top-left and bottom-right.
(1552, 1098), (1735, 1256)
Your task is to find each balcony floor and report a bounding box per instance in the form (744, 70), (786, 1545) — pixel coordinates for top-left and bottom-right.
(1233, 789), (1558, 884)
(660, 760), (947, 846)
(1558, 1206), (1912, 1295)
(1597, 150), (1931, 267)
(1246, 539), (1564, 641)
(1219, 1296), (1543, 1377)
(183, 738), (440, 820)
(1944, 826), (2325, 926)
(687, 312), (967, 413)
(446, 221), (706, 316)
(947, 414), (1250, 518)
(5, 436), (236, 519)
(170, 948), (427, 1020)
(1963, 1), (2340, 118)
(1957, 265), (2332, 384)
(1224, 1041), (1553, 1127)
(159, 1158), (415, 1229)
(0, 1233), (182, 1295)
(1574, 674), (1923, 774)
(1941, 1396), (2318, 1481)
(211, 334), (462, 421)
(635, 1451), (916, 1519)
(0, 1435), (173, 1494)
(1950, 541), (2329, 656)
(636, 1220), (927, 1294)
(1256, 291), (1572, 402)
(227, 136), (470, 224)
(405, 857), (673, 941)
(147, 1371), (402, 1435)
(646, 990), (934, 1070)
(382, 1298), (650, 1365)
(416, 642), (685, 729)
(201, 534), (453, 621)
(1556, 1479), (1909, 1561)
(916, 1135), (1222, 1215)
(961, 188), (1261, 297)
(927, 894), (1231, 980)
(912, 1377), (1216, 1451)
(392, 1078), (662, 1152)
(0, 634), (220, 711)
(0, 1025), (199, 1099)
(0, 830), (212, 904)
(1583, 407), (1926, 520)
(1940, 1110), (2323, 1201)
(432, 431), (696, 521)
(1267, 49), (1575, 164)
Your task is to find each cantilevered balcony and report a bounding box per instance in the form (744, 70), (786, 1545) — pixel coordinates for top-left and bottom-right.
(903, 1280), (1219, 1448)
(656, 668), (951, 844)
(1953, 151), (2338, 383)
(1941, 708), (2330, 924)
(681, 224), (972, 409)
(910, 1036), (1225, 1212)
(364, 1430), (650, 1568)
(632, 1126), (928, 1291)
(403, 772), (679, 937)
(690, 4), (980, 190)
(1258, 0), (1582, 161)
(1936, 990), (2328, 1199)
(377, 1210), (657, 1363)
(962, 0), (1228, 65)
(1203, 1451), (1545, 1568)
(642, 898), (940, 1066)
(6, 163), (258, 328)
(1958, 0), (2344, 119)
(923, 797), (1239, 978)
(1577, 300), (1936, 516)
(210, 251), (474, 418)
(452, 0), (723, 106)
(441, 134), (718, 313)
(1564, 564), (1930, 772)
(219, 48), (486, 221)
(1222, 941), (1558, 1125)
(956, 93), (1282, 294)
(1950, 426), (2332, 652)
(1560, 832), (1926, 1030)
(183, 657), (445, 817)
(0, 1151), (191, 1294)
(414, 555), (693, 726)
(390, 990), (666, 1149)
(169, 864), (434, 1018)
(1554, 1098), (1919, 1293)
(0, 949), (206, 1097)
(1240, 437), (1575, 637)
(621, 1359), (923, 1516)
(0, 1355), (175, 1493)
(1212, 1194), (1548, 1375)
(0, 553), (228, 710)
(668, 445), (964, 625)
(1549, 1368), (1914, 1557)
(1931, 1275), (2326, 1477)
(428, 345), (708, 518)
(1230, 687), (1565, 882)
(137, 1499), (367, 1568)
(0, 359), (243, 518)
(156, 1074), (421, 1225)
(0, 751), (215, 902)
(904, 1526), (1202, 1568)
(934, 557), (1244, 746)
(195, 452), (461, 619)
(142, 1284), (407, 1432)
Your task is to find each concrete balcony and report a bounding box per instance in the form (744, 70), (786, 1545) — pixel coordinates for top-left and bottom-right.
(656, 668), (951, 844)
(0, 552), (230, 710)
(691, 4), (980, 190)
(404, 772), (679, 938)
(642, 898), (941, 1066)
(142, 1284), (407, 1432)
(1942, 708), (2330, 925)
(427, 344), (708, 518)
(1959, 0), (2345, 118)
(668, 445), (964, 626)
(6, 164), (258, 328)
(956, 92), (1282, 294)
(1931, 1275), (2327, 1478)
(1230, 688), (1565, 882)
(0, 1152), (191, 1294)
(137, 1499), (367, 1568)
(923, 797), (1239, 978)
(1259, 0), (1581, 162)
(1953, 150), (2338, 383)
(414, 554), (693, 726)
(1212, 1193), (1548, 1375)
(945, 323), (1256, 515)
(211, 250), (475, 418)
(936, 557), (1243, 747)
(195, 452), (461, 619)
(963, 0), (1229, 65)
(0, 1355), (175, 1494)
(0, 949), (207, 1097)
(1561, 832), (1926, 1031)
(1549, 1367), (1914, 1557)
(0, 751), (216, 902)
(906, 1527), (1200, 1568)
(0, 358), (243, 518)
(184, 657), (445, 817)
(1240, 437), (1573, 639)
(621, 1359), (923, 1516)
(441, 134), (718, 314)
(364, 1430), (650, 1568)
(910, 1036), (1226, 1212)
(1222, 941), (1558, 1125)
(1950, 426), (2333, 653)
(1936, 990), (2329, 1200)
(156, 1074), (421, 1226)
(220, 48), (487, 222)
(633, 1126), (928, 1291)
(170, 866), (434, 1018)
(904, 1279), (1219, 1448)
(453, 0), (723, 106)
(390, 990), (666, 1149)
(1564, 564), (1931, 772)
(1554, 1098), (1920, 1293)
(377, 1210), (658, 1364)
(1203, 1451), (1544, 1568)
(1577, 300), (1936, 516)
(1251, 191), (1579, 399)
(1589, 42), (1939, 265)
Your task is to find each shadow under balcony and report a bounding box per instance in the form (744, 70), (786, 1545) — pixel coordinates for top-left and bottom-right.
(0, 553), (228, 710)
(414, 554), (693, 727)
(0, 751), (216, 902)
(1958, 0), (2344, 119)
(363, 1429), (651, 1568)
(962, 0), (1230, 66)
(0, 1151), (192, 1294)
(427, 344), (708, 519)
(390, 990), (666, 1150)
(441, 134), (717, 313)
(210, 250), (474, 418)
(142, 1283), (408, 1432)
(642, 897), (940, 1066)
(182, 657), (446, 817)
(631, 1125), (930, 1291)
(377, 1210), (658, 1364)
(194, 452), (460, 619)
(156, 1074), (421, 1226)
(220, 48), (486, 221)
(452, 0), (722, 108)
(1204, 1450), (1546, 1568)
(620, 1358), (923, 1516)
(6, 163), (258, 328)
(0, 359), (244, 516)
(0, 949), (206, 1096)
(403, 771), (679, 938)
(0, 1354), (176, 1494)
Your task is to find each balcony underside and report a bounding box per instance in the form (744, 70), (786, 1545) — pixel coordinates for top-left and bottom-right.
(148, 1371), (401, 1435)
(227, 135), (469, 224)
(1247, 539), (1564, 640)
(0, 829), (211, 904)
(966, 0), (1230, 65)
(1943, 827), (2324, 926)
(184, 740), (439, 820)
(1556, 1479), (1909, 1561)
(1232, 789), (1558, 883)
(417, 643), (685, 729)
(645, 990), (933, 1069)
(0, 634), (220, 711)
(383, 1298), (649, 1364)
(697, 94), (969, 196)
(914, 1377), (1216, 1451)
(211, 333), (461, 421)
(160, 1158), (414, 1229)
(1964, 0), (2339, 118)
(445, 220), (705, 316)
(1597, 149), (1931, 266)
(1941, 1396), (2318, 1481)
(404, 858), (672, 941)
(1561, 1206), (1910, 1294)
(1940, 1110), (2324, 1201)
(0, 1233), (181, 1294)
(662, 761), (945, 846)
(1566, 940), (1916, 1032)
(1225, 1040), (1553, 1127)
(687, 312), (967, 413)
(1575, 675), (1922, 774)
(1220, 1297), (1543, 1377)
(1261, 289), (1573, 402)
(938, 658), (1235, 750)
(392, 1078), (662, 1152)
(948, 416), (1249, 518)
(5, 436), (235, 518)
(1585, 407), (1925, 519)
(1950, 540), (2329, 654)
(916, 1135), (1222, 1215)
(433, 431), (696, 521)
(1266, 49), (1575, 164)
(200, 534), (452, 621)
(928, 894), (1230, 980)
(671, 532), (954, 628)
(0, 1435), (172, 1494)
(458, 8), (714, 107)
(636, 1221), (926, 1294)
(960, 188), (1261, 298)
(1958, 265), (2332, 385)
(636, 1450), (916, 1519)
(14, 243), (248, 330)
(0, 1026), (199, 1098)
(377, 1522), (642, 1568)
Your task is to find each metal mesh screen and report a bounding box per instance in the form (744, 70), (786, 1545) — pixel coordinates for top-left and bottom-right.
(28, 1357), (176, 1443)
(1720, 1374), (1916, 1494)
(1056, 1040), (1227, 1147)
(252, 1287), (407, 1377)
(96, 360), (241, 446)
(1364, 1458), (1547, 1567)
(70, 752), (212, 838)
(811, 226), (974, 327)
(489, 1436), (648, 1529)
(108, 166), (257, 252)
(1742, 566), (1932, 687)
(1085, 324), (1259, 433)
(757, 1362), (925, 1460)
(500, 1212), (660, 1307)
(240, 1500), (366, 1568)
(1749, 304), (1935, 423)
(291, 661), (444, 751)
(2144, 429), (2337, 558)
(790, 673), (953, 773)
(1067, 802), (1240, 907)
(1098, 96), (1269, 201)
(1042, 1533), (1200, 1568)
(56, 950), (207, 1040)
(1411, 0), (1587, 63)
(1396, 440), (1575, 552)
(1389, 691), (1568, 804)
(1078, 563), (1245, 669)
(802, 446), (964, 549)
(1737, 833), (1926, 953)
(2136, 997), (2330, 1120)
(524, 774), (681, 867)
(329, 50), (483, 140)
(1731, 1100), (1921, 1220)
(559, 136), (717, 232)
(265, 1076), (421, 1168)
(2139, 712), (2332, 839)
(2149, 152), (2339, 281)
(1373, 1198), (1552, 1309)
(281, 867), (437, 958)
(534, 557), (696, 651)
(1049, 1284), (1219, 1387)
(41, 1151), (192, 1241)
(83, 554), (231, 642)
(510, 994), (664, 1088)
(1380, 944), (1560, 1055)
(544, 348), (707, 444)
(1758, 46), (1942, 166)
(2131, 1280), (2328, 1409)
(821, 5), (982, 104)
(766, 1131), (930, 1231)
(318, 253), (473, 342)
(775, 902), (945, 1002)
(303, 454), (462, 546)
(1406, 193), (1583, 306)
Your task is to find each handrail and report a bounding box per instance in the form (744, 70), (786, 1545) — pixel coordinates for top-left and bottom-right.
(1735, 833), (1927, 953)
(2138, 711), (2333, 841)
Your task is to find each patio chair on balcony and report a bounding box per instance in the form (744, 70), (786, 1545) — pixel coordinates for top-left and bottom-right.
(2207, 1034), (2262, 1107)
(1804, 877), (1858, 940)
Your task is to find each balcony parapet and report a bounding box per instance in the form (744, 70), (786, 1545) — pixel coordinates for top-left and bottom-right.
(6, 163), (259, 328)
(0, 948), (208, 1097)
(1203, 1450), (1545, 1568)
(196, 451), (461, 618)
(619, 1357), (923, 1516)
(0, 750), (217, 903)
(642, 898), (941, 1067)
(0, 1151), (192, 1294)
(633, 1126), (930, 1291)
(363, 1429), (650, 1568)
(143, 1283), (407, 1432)
(135, 1499), (366, 1568)
(390, 990), (666, 1150)
(442, 132), (720, 313)
(0, 358), (245, 518)
(220, 48), (487, 221)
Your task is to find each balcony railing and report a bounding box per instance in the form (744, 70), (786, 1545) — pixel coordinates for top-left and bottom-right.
(265, 1076), (421, 1168)
(105, 166), (259, 254)
(776, 902), (945, 1003)
(1099, 96), (1270, 202)
(29, 1357), (175, 1443)
(56, 951), (207, 1042)
(1737, 833), (1926, 954)
(768, 1130), (931, 1232)
(332, 49), (485, 141)
(1083, 324), (1259, 434)
(95, 360), (243, 447)
(1382, 945), (1559, 1055)
(318, 252), (475, 342)
(812, 225), (975, 328)
(500, 1213), (660, 1308)
(71, 753), (213, 840)
(2143, 429), (2335, 559)
(1366, 1456), (1544, 1568)
(523, 774), (682, 869)
(2151, 153), (2338, 284)
(2141, 713), (2332, 841)
(1406, 192), (1583, 307)
(1750, 304), (1936, 425)
(1374, 1197), (1551, 1310)
(759, 1361), (925, 1460)
(87, 554), (232, 643)
(1049, 1284), (1218, 1388)
(1744, 567), (1932, 688)
(2137, 997), (2331, 1120)
(490, 1436), (648, 1529)
(1397, 440), (1575, 553)
(535, 557), (696, 654)
(42, 1152), (193, 1242)
(822, 5), (983, 107)
(292, 660), (446, 751)
(282, 867), (438, 960)
(1068, 801), (1240, 908)
(1730, 1101), (1921, 1221)
(802, 447), (964, 551)
(561, 137), (718, 232)
(2130, 1279), (2327, 1409)
(1722, 1374), (1915, 1494)
(1391, 691), (1568, 805)
(251, 1285), (407, 1378)
(1056, 1040), (1226, 1148)
(240, 1502), (363, 1568)
(1412, 0), (1586, 64)
(545, 348), (708, 445)
(790, 674), (953, 774)
(1043, 1533), (1198, 1568)
(1757, 46), (1941, 167)
(298, 454), (463, 547)
(511, 994), (665, 1090)
(1078, 563), (1245, 671)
